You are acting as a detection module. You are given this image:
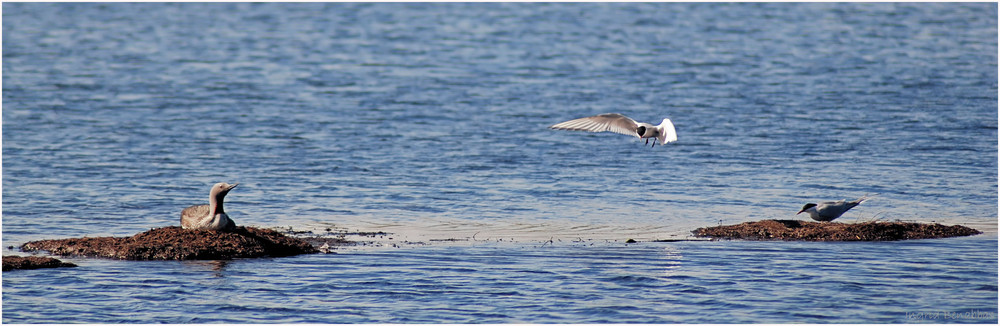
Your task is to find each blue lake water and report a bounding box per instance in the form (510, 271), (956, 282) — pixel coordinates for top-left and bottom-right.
(3, 3), (997, 323)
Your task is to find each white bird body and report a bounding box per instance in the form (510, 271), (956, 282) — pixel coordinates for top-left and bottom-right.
(181, 182), (238, 231)
(797, 196), (868, 222)
(549, 113), (677, 147)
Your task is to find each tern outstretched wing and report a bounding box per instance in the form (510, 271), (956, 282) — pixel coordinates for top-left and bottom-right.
(549, 113), (640, 137)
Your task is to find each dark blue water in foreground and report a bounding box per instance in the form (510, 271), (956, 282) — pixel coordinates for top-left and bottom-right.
(3, 3), (997, 323)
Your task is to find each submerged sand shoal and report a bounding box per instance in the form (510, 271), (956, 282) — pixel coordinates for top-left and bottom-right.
(692, 219), (982, 241)
(14, 218), (986, 262)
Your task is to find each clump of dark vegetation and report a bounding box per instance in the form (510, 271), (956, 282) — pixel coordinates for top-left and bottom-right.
(693, 219), (982, 241)
(3, 256), (77, 271)
(20, 226), (330, 260)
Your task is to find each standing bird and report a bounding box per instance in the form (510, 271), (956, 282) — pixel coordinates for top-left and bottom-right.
(797, 196), (868, 222)
(549, 113), (677, 147)
(181, 182), (239, 231)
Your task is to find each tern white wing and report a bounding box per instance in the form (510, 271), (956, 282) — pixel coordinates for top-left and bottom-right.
(659, 118), (678, 143)
(549, 113), (640, 137)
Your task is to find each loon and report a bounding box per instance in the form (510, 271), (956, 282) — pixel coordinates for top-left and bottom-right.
(180, 182), (238, 231)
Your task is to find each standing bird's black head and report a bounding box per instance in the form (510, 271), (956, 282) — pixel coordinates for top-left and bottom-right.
(797, 203), (817, 214)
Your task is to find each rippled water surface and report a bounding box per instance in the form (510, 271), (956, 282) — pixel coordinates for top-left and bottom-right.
(3, 3), (997, 323)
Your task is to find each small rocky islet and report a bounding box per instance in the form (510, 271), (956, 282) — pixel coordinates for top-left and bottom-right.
(2, 256), (78, 271)
(17, 226), (347, 261)
(692, 219), (982, 241)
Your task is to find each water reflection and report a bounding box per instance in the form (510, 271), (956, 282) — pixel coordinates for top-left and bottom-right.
(181, 260), (230, 277)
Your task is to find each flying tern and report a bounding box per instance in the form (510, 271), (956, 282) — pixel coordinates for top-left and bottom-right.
(549, 113), (677, 147)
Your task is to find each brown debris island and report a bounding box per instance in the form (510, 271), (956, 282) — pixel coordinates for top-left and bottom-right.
(3, 256), (77, 271)
(693, 219), (982, 241)
(20, 226), (321, 260)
